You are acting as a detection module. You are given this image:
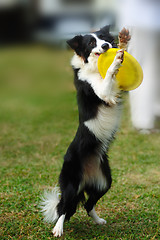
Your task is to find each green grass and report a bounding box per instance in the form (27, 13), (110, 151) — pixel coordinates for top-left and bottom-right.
(0, 45), (159, 240)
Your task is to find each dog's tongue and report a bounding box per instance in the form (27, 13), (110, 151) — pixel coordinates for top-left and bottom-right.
(95, 53), (101, 56)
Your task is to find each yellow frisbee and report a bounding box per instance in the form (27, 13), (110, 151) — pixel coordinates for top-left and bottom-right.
(98, 48), (143, 91)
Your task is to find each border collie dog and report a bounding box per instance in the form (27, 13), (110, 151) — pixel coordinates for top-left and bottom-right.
(41, 26), (124, 237)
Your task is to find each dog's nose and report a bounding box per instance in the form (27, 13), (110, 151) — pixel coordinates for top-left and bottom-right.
(101, 43), (109, 50)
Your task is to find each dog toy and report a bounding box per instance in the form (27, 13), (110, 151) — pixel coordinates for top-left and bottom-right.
(98, 28), (143, 91)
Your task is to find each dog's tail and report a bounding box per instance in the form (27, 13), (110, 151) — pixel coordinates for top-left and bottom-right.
(40, 187), (60, 223)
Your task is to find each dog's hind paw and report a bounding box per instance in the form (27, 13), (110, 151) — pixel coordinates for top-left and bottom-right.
(52, 225), (63, 237)
(52, 214), (65, 237)
(94, 217), (106, 225)
(89, 208), (107, 225)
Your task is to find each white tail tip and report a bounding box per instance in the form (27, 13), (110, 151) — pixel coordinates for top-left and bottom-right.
(40, 187), (60, 223)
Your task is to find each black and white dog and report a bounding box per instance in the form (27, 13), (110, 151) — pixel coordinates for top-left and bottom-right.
(41, 26), (124, 237)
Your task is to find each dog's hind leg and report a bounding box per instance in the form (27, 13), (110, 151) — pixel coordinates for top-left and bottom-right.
(52, 183), (83, 237)
(84, 156), (112, 225)
(52, 214), (66, 237)
(89, 207), (106, 224)
(84, 190), (107, 224)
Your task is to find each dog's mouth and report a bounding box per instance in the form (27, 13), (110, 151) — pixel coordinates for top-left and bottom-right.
(95, 53), (101, 57)
(95, 49), (109, 57)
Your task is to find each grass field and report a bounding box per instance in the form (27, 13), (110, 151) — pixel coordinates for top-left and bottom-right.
(0, 45), (160, 240)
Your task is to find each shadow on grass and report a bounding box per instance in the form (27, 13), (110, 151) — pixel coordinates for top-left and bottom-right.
(63, 211), (159, 240)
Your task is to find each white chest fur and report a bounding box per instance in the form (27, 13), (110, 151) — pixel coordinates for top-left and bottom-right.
(75, 54), (104, 99)
(84, 104), (121, 145)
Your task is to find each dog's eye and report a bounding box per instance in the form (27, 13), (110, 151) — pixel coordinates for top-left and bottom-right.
(89, 39), (96, 47)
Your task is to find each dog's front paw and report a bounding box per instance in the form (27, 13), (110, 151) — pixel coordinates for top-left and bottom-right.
(118, 28), (131, 50)
(115, 49), (124, 65)
(104, 95), (118, 106)
(108, 49), (124, 76)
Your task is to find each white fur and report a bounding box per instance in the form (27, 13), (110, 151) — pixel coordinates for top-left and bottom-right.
(71, 53), (84, 69)
(91, 33), (112, 54)
(84, 104), (121, 145)
(40, 188), (60, 223)
(52, 214), (66, 237)
(89, 207), (106, 224)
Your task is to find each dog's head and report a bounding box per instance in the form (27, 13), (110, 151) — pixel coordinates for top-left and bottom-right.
(67, 26), (116, 64)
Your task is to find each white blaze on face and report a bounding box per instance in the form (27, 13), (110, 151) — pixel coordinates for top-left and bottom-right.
(91, 33), (112, 55)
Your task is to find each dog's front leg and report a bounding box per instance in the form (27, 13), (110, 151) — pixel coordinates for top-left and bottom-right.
(99, 49), (124, 105)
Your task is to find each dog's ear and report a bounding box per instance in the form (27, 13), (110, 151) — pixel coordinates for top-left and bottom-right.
(67, 35), (83, 55)
(100, 25), (110, 33)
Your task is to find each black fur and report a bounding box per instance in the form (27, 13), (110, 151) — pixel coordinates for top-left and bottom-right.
(67, 35), (97, 63)
(56, 26), (116, 222)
